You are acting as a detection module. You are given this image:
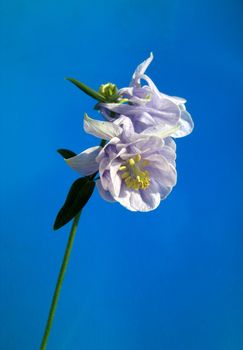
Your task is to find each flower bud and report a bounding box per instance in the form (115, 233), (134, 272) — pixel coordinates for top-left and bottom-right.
(98, 83), (118, 101)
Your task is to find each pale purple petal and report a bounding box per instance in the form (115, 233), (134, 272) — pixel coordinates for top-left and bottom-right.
(96, 137), (120, 163)
(155, 183), (173, 200)
(114, 115), (135, 139)
(164, 137), (176, 152)
(161, 93), (187, 105)
(129, 188), (160, 211)
(141, 123), (180, 139)
(160, 145), (177, 166)
(109, 161), (122, 197)
(118, 136), (164, 159)
(66, 146), (101, 176)
(130, 53), (154, 87)
(100, 170), (110, 191)
(115, 184), (153, 212)
(171, 109), (194, 138)
(114, 184), (135, 211)
(96, 180), (116, 203)
(146, 154), (177, 188)
(140, 186), (161, 210)
(84, 114), (122, 140)
(139, 74), (161, 96)
(144, 178), (174, 201)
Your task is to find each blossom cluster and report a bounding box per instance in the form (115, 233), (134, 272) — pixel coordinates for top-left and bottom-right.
(65, 54), (194, 212)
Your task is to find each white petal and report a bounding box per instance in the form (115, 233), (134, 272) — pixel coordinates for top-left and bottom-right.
(84, 114), (122, 140)
(140, 187), (161, 210)
(65, 146), (101, 176)
(96, 180), (116, 203)
(115, 184), (135, 211)
(164, 137), (176, 152)
(115, 184), (160, 212)
(160, 144), (177, 166)
(139, 73), (161, 96)
(141, 123), (180, 139)
(149, 178), (174, 200)
(130, 53), (154, 87)
(171, 110), (194, 138)
(146, 155), (177, 188)
(129, 189), (157, 211)
(159, 185), (173, 200)
(161, 93), (187, 105)
(135, 112), (156, 125)
(109, 161), (122, 197)
(100, 166), (113, 192)
(114, 115), (135, 137)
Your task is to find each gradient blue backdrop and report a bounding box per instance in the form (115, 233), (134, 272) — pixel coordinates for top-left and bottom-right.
(1, 0), (243, 349)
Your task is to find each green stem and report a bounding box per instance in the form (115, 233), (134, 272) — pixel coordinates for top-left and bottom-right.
(40, 212), (81, 350)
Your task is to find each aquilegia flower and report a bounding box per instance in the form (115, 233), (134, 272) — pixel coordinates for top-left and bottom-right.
(66, 116), (177, 211)
(40, 54), (194, 350)
(97, 53), (193, 138)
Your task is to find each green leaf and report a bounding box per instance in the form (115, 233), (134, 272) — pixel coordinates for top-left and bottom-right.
(57, 149), (76, 159)
(65, 78), (106, 102)
(54, 177), (95, 230)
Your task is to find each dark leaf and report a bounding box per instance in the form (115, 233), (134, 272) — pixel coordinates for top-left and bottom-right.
(65, 78), (106, 102)
(54, 177), (95, 230)
(57, 149), (76, 159)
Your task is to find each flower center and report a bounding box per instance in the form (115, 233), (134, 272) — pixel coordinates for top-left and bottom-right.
(119, 154), (150, 191)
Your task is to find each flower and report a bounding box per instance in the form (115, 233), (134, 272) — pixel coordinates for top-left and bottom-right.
(97, 53), (194, 138)
(96, 135), (177, 212)
(66, 116), (177, 212)
(63, 54), (194, 212)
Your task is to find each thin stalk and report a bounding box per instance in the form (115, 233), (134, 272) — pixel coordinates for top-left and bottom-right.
(39, 212), (81, 350)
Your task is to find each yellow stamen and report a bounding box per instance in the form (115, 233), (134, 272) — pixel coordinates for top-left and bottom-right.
(121, 172), (130, 179)
(128, 158), (135, 166)
(119, 165), (127, 171)
(119, 155), (150, 191)
(134, 154), (141, 162)
(118, 98), (129, 104)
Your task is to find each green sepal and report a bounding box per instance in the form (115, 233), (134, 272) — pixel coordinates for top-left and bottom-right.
(54, 177), (95, 230)
(65, 78), (106, 102)
(57, 149), (76, 159)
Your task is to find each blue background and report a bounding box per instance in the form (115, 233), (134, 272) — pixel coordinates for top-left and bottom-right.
(1, 0), (243, 349)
